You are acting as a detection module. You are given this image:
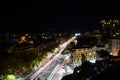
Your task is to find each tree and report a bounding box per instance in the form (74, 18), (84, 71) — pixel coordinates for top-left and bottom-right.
(81, 54), (86, 63)
(61, 74), (73, 80)
(96, 50), (111, 70)
(61, 61), (97, 80)
(78, 61), (97, 79)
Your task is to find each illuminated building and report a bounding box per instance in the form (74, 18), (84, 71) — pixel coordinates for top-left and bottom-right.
(71, 45), (96, 65)
(70, 36), (97, 65)
(101, 19), (120, 38)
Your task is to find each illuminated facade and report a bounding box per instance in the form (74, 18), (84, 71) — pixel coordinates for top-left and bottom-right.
(71, 46), (96, 64)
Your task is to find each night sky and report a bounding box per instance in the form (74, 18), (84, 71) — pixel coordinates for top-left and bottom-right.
(1, 1), (120, 33)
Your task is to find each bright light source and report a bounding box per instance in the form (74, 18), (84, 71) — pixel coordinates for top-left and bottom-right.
(77, 70), (80, 73)
(75, 33), (81, 36)
(90, 59), (96, 63)
(110, 53), (112, 55)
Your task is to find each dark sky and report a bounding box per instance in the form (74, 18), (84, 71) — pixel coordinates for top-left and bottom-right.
(1, 1), (120, 33)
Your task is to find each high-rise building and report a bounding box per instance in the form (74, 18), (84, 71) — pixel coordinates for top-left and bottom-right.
(101, 19), (120, 38)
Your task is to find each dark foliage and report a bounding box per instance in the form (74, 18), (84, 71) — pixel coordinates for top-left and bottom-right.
(89, 61), (120, 80)
(97, 50), (110, 58)
(61, 61), (97, 80)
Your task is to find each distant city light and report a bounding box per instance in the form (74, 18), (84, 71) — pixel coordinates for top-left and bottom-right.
(75, 33), (81, 36)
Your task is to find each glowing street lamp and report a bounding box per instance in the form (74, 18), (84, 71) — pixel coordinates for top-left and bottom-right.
(75, 33), (81, 36)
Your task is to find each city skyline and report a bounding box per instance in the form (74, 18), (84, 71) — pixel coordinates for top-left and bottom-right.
(1, 1), (120, 80)
(1, 1), (120, 33)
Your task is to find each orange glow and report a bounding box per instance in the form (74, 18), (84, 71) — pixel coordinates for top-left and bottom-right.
(21, 36), (25, 41)
(113, 49), (119, 56)
(18, 36), (27, 44)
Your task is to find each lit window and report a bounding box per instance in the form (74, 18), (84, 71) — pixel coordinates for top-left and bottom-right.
(107, 22), (110, 24)
(113, 24), (115, 26)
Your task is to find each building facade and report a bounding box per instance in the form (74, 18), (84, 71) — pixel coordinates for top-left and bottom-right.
(71, 46), (96, 65)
